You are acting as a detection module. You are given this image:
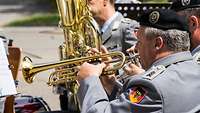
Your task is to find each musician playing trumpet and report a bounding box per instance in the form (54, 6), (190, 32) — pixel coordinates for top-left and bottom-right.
(85, 44), (144, 100)
(76, 9), (200, 113)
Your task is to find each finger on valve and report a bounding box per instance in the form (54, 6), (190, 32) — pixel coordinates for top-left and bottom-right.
(77, 62), (106, 81)
(126, 45), (136, 53)
(100, 46), (112, 65)
(123, 62), (145, 76)
(88, 48), (100, 56)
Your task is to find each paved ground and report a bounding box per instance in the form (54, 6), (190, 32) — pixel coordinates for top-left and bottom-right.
(3, 27), (64, 111)
(0, 5), (64, 111)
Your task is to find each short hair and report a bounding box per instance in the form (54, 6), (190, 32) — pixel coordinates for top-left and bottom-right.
(144, 27), (190, 52)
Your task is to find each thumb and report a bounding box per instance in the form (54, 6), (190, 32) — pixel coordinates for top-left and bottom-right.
(101, 46), (109, 54)
(100, 62), (106, 69)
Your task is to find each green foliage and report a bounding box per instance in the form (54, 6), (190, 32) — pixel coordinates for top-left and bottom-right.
(6, 13), (59, 26)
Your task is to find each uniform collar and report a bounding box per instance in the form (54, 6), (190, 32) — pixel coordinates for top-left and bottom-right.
(191, 45), (200, 56)
(151, 51), (193, 67)
(101, 12), (120, 33)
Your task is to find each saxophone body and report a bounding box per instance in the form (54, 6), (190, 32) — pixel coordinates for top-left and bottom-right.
(55, 0), (101, 111)
(55, 0), (101, 89)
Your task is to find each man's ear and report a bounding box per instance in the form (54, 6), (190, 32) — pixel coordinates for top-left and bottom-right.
(154, 36), (164, 50)
(189, 16), (199, 32)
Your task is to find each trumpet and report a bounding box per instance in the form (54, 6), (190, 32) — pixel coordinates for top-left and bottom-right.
(22, 51), (125, 85)
(115, 51), (142, 88)
(127, 52), (141, 68)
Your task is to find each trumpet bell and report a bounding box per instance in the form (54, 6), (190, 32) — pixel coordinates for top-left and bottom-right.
(22, 56), (35, 84)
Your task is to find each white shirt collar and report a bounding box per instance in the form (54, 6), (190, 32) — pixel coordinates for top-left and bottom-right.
(101, 12), (120, 33)
(191, 45), (200, 56)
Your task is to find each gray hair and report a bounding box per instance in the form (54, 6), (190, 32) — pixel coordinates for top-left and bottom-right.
(144, 27), (190, 52)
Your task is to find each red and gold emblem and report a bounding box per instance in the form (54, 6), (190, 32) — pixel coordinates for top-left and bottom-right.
(129, 87), (147, 103)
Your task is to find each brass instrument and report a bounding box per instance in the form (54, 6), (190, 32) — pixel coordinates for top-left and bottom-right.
(22, 0), (126, 87)
(22, 0), (126, 111)
(22, 0), (125, 111)
(127, 52), (141, 68)
(22, 52), (125, 85)
(115, 51), (141, 89)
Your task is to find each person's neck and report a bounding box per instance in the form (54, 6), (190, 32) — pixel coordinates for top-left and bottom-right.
(95, 7), (115, 26)
(154, 51), (175, 62)
(145, 51), (174, 70)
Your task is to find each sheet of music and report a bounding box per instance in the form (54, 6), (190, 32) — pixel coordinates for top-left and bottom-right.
(0, 38), (17, 97)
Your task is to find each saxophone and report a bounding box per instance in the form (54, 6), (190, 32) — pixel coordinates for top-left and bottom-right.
(55, 0), (101, 111)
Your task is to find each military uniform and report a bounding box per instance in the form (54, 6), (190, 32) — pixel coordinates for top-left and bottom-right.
(101, 12), (139, 55)
(56, 12), (139, 111)
(78, 51), (200, 113)
(77, 9), (200, 113)
(100, 12), (139, 100)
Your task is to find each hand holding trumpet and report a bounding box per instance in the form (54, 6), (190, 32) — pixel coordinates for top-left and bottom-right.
(77, 46), (116, 95)
(123, 46), (145, 76)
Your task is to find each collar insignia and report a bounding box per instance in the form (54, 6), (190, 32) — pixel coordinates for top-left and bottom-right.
(194, 52), (200, 64)
(143, 65), (166, 80)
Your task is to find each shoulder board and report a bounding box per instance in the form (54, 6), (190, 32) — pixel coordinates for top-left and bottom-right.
(112, 21), (121, 30)
(194, 52), (200, 64)
(121, 18), (132, 24)
(197, 58), (200, 64)
(142, 65), (166, 80)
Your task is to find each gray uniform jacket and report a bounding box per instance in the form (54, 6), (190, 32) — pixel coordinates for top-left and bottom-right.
(101, 12), (139, 55)
(77, 51), (200, 113)
(191, 45), (200, 64)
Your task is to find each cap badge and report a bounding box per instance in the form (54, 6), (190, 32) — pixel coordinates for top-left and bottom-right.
(149, 11), (160, 24)
(181, 0), (190, 6)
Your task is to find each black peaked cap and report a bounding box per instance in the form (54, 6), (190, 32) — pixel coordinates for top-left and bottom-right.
(136, 9), (189, 32)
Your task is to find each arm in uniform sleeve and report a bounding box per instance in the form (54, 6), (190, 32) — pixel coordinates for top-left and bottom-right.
(77, 75), (162, 113)
(121, 19), (139, 53)
(107, 19), (140, 100)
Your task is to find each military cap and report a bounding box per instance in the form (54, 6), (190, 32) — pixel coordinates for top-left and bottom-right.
(136, 9), (189, 32)
(171, 0), (200, 11)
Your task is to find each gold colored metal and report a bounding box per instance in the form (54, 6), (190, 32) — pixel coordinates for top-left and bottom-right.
(22, 52), (125, 85)
(21, 0), (126, 111)
(22, 0), (125, 85)
(127, 52), (141, 68)
(22, 0), (126, 111)
(56, 0), (101, 59)
(115, 51), (142, 86)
